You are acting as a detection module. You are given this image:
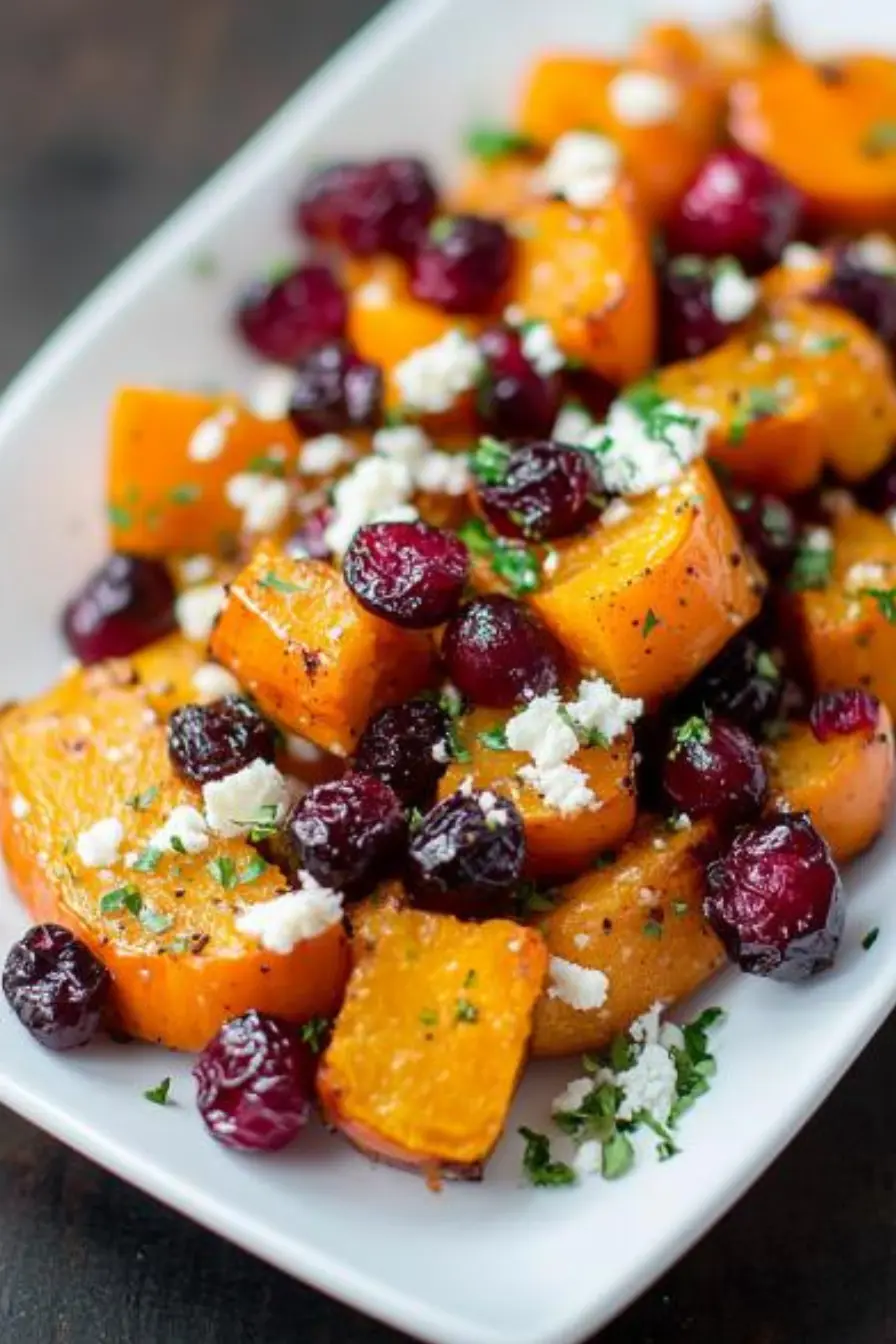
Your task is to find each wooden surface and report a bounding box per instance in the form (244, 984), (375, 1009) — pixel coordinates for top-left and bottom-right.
(1, 2), (895, 1341)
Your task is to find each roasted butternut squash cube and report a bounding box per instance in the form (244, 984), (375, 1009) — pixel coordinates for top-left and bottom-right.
(129, 632), (206, 717)
(530, 816), (726, 1058)
(438, 708), (637, 878)
(530, 462), (764, 703)
(0, 665), (349, 1051)
(210, 545), (436, 756)
(317, 908), (547, 1178)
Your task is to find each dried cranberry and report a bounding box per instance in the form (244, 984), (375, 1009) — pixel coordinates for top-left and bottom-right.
(285, 509), (333, 562)
(816, 243), (896, 355)
(281, 772), (406, 898)
(353, 699), (450, 806)
(410, 215), (514, 314)
(62, 554), (176, 664)
(854, 451), (896, 514)
(288, 341), (382, 436)
(235, 264), (346, 364)
(809, 688), (880, 742)
(296, 156), (437, 258)
(726, 487), (798, 577)
(476, 325), (563, 440)
(472, 439), (603, 542)
(676, 630), (783, 734)
(659, 257), (736, 364)
(193, 1011), (313, 1152)
(168, 696), (278, 785)
(3, 924), (109, 1051)
(442, 595), (564, 707)
(407, 790), (526, 917)
(663, 715), (768, 825)
(343, 521), (469, 628)
(704, 813), (844, 979)
(665, 147), (804, 273)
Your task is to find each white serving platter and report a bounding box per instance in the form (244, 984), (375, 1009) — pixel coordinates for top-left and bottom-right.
(1, 1), (896, 1341)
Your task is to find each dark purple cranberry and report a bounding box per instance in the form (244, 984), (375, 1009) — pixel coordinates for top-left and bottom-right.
(62, 554), (176, 664)
(663, 715), (768, 825)
(343, 521), (469, 628)
(168, 696), (278, 786)
(288, 341), (382, 436)
(704, 813), (844, 979)
(677, 630), (783, 734)
(665, 147), (804, 273)
(235, 264), (346, 364)
(442, 595), (564, 707)
(659, 256), (738, 364)
(854, 450), (896, 514)
(561, 367), (617, 423)
(410, 215), (514, 314)
(407, 790), (526, 917)
(476, 325), (563, 440)
(726, 487), (798, 577)
(285, 509), (333, 562)
(3, 924), (109, 1051)
(193, 1011), (313, 1152)
(352, 699), (450, 806)
(281, 772), (406, 897)
(809, 687), (880, 742)
(472, 438), (603, 542)
(816, 243), (896, 355)
(296, 156), (437, 258)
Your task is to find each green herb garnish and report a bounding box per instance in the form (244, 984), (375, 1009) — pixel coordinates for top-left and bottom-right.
(127, 786), (159, 812)
(455, 998), (479, 1024)
(755, 650), (780, 681)
(673, 715), (711, 750)
(100, 885), (142, 917)
(107, 503), (132, 530)
(863, 927), (880, 951)
(788, 538), (833, 592)
(470, 436), (512, 486)
(168, 483), (201, 506)
(478, 725), (509, 751)
(729, 386), (783, 446)
(457, 518), (540, 597)
(642, 918), (663, 939)
(258, 571), (300, 594)
(132, 846), (162, 873)
(247, 453), (287, 478)
(140, 908), (174, 936)
(299, 1016), (332, 1052)
(246, 803), (280, 843)
(519, 1127), (576, 1188)
(863, 120), (896, 156)
(144, 1077), (172, 1105)
(419, 1008), (439, 1029)
(642, 608), (661, 640)
(465, 124), (537, 163)
(601, 1129), (635, 1180)
(207, 856), (238, 890)
(861, 587), (896, 624)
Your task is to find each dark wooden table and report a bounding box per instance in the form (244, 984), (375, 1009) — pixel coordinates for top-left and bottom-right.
(1, 3), (895, 1340)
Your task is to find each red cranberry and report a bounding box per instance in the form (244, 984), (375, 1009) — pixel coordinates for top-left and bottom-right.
(168, 697), (278, 785)
(476, 325), (563, 440)
(343, 521), (469, 628)
(677, 630), (783, 734)
(854, 451), (896, 514)
(817, 243), (896, 356)
(235, 264), (346, 364)
(296, 157), (437, 258)
(726, 487), (798, 577)
(407, 790), (526, 917)
(281, 772), (406, 898)
(704, 813), (844, 979)
(442, 595), (563, 707)
(659, 257), (736, 364)
(285, 509), (333, 562)
(62, 554), (176, 664)
(809, 688), (880, 742)
(663, 715), (768, 825)
(665, 147), (804, 273)
(3, 925), (109, 1051)
(352, 698), (450, 806)
(193, 1011), (313, 1152)
(410, 215), (514, 314)
(472, 439), (603, 542)
(288, 341), (382, 436)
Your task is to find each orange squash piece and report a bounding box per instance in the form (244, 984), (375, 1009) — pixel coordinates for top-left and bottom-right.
(438, 707), (636, 879)
(129, 632), (205, 717)
(210, 544), (436, 756)
(0, 665), (349, 1051)
(764, 705), (895, 864)
(530, 816), (725, 1057)
(531, 462), (764, 704)
(451, 152), (539, 219)
(107, 388), (301, 557)
(317, 907), (546, 1178)
(634, 12), (787, 89)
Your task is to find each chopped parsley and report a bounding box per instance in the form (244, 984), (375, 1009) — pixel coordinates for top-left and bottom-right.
(861, 587), (896, 624)
(470, 436), (512, 485)
(299, 1016), (331, 1052)
(862, 927), (880, 951)
(803, 333), (848, 355)
(240, 854), (269, 885)
(132, 846), (162, 873)
(457, 518), (541, 597)
(144, 1077), (172, 1106)
(671, 900), (689, 917)
(788, 539), (833, 592)
(465, 124), (537, 163)
(438, 691), (470, 764)
(478, 724), (509, 751)
(100, 885), (143, 917)
(729, 386), (783, 446)
(513, 882), (557, 915)
(642, 918), (663, 939)
(170, 835), (187, 856)
(168, 483), (201, 506)
(462, 968), (478, 989)
(755, 650), (780, 682)
(601, 1129), (636, 1180)
(621, 380), (704, 449)
(863, 120), (896, 156)
(207, 856), (238, 890)
(642, 608), (661, 640)
(246, 803), (280, 842)
(419, 1008), (439, 1029)
(455, 998), (479, 1024)
(672, 715), (711, 751)
(140, 908), (174, 936)
(107, 503), (132, 529)
(258, 571), (300, 594)
(126, 786), (159, 812)
(519, 1127), (576, 1188)
(247, 453), (287, 478)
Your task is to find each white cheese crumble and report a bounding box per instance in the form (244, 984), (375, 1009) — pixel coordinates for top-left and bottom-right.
(566, 677), (643, 743)
(848, 233), (896, 276)
(534, 131), (621, 210)
(573, 1139), (603, 1177)
(191, 662), (241, 701)
(285, 734), (324, 764)
(175, 583), (226, 643)
(710, 266), (758, 324)
(616, 1041), (679, 1125)
(551, 1075), (593, 1115)
(586, 398), (713, 497)
(803, 525), (833, 552)
(393, 330), (484, 414)
(599, 497), (633, 527)
(76, 817), (124, 868)
(148, 805), (209, 856)
(547, 956), (610, 1011)
(235, 871), (343, 954)
(187, 406), (236, 462)
(202, 759), (290, 838)
(431, 739), (450, 764)
(180, 554), (215, 585)
(607, 69), (680, 125)
(521, 321), (566, 376)
(324, 455), (414, 555)
(373, 424), (432, 470)
(519, 761), (596, 814)
(248, 366), (299, 421)
(781, 241), (823, 271)
(299, 434), (356, 476)
(505, 693), (579, 768)
(11, 795), (30, 819)
(845, 561), (888, 593)
(414, 450), (470, 496)
(225, 473), (290, 534)
(553, 402), (595, 446)
(478, 790), (509, 827)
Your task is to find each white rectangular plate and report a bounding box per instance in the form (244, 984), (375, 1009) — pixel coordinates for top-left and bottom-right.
(2, 2), (896, 1342)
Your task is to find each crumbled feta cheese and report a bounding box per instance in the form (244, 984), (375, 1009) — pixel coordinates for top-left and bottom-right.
(10, 795), (30, 819)
(187, 406), (236, 462)
(192, 662), (241, 701)
(670, 812), (692, 831)
(285, 734), (324, 764)
(299, 434), (356, 475)
(148, 805), (209, 856)
(521, 321), (565, 376)
(534, 131), (621, 209)
(551, 1075), (593, 1115)
(553, 403), (595, 446)
(225, 473), (290, 534)
(324, 455), (415, 555)
(566, 677), (643, 743)
(599, 498), (633, 527)
(202, 759), (290, 838)
(373, 424), (432, 470)
(505, 693), (579, 768)
(607, 69), (680, 125)
(781, 241), (823, 271)
(235, 871), (343, 954)
(586, 398), (712, 496)
(394, 330), (484, 413)
(803, 525), (833, 553)
(547, 956), (610, 1010)
(76, 817), (124, 868)
(848, 233), (896, 275)
(175, 583), (226, 642)
(180, 554), (215, 585)
(503, 303), (526, 327)
(478, 791), (509, 827)
(616, 1042), (679, 1125)
(845, 561), (887, 593)
(659, 1021), (685, 1053)
(704, 157), (742, 199)
(248, 366), (299, 421)
(710, 266), (758, 324)
(629, 1002), (663, 1045)
(573, 1139), (603, 1177)
(431, 739), (450, 764)
(519, 762), (596, 813)
(414, 450), (470, 496)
